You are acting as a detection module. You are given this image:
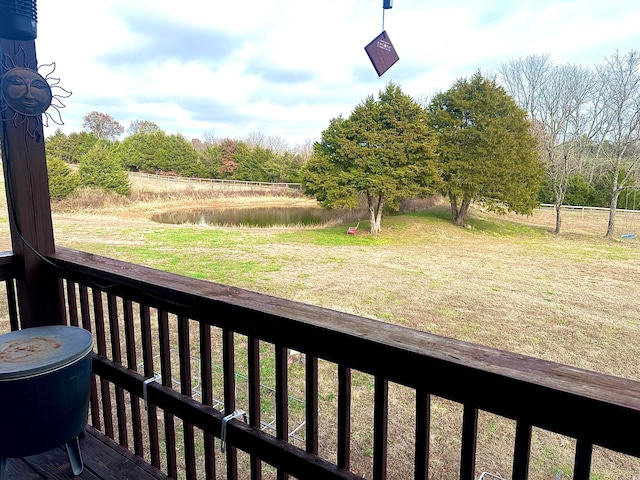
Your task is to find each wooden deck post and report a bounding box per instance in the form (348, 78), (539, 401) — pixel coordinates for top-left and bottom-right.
(0, 38), (63, 328)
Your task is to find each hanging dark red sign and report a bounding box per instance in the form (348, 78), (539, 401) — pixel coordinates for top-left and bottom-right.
(364, 30), (399, 77)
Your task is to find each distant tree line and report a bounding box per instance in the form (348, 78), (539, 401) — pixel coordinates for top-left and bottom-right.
(46, 112), (313, 200)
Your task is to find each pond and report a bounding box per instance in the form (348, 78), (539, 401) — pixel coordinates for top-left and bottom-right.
(151, 206), (364, 228)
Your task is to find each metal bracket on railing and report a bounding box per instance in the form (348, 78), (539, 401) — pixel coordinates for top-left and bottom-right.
(221, 409), (247, 453)
(142, 374), (161, 411)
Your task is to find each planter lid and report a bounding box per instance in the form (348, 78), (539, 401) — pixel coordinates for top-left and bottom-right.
(0, 326), (93, 380)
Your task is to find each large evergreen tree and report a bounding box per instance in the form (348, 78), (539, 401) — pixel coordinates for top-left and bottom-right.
(156, 133), (203, 177)
(233, 146), (275, 182)
(116, 131), (203, 177)
(115, 131), (164, 172)
(79, 144), (131, 195)
(47, 156), (80, 200)
(46, 130), (98, 163)
(303, 82), (441, 234)
(45, 129), (72, 161)
(428, 72), (543, 226)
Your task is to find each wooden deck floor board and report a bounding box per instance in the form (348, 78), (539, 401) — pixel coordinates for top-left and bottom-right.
(5, 427), (170, 480)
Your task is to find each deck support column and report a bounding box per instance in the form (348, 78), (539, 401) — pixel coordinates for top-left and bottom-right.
(0, 38), (63, 328)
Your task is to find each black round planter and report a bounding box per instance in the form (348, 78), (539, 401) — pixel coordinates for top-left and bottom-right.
(0, 325), (93, 458)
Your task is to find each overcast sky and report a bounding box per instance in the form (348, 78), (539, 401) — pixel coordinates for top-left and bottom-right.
(34, 0), (639, 148)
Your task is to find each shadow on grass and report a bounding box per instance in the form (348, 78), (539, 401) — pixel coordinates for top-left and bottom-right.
(410, 205), (548, 238)
(270, 205), (551, 247)
(466, 215), (548, 237)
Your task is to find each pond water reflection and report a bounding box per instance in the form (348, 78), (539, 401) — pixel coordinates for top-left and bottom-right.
(151, 206), (360, 227)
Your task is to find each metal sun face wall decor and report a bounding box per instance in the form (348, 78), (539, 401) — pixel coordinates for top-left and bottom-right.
(1, 66), (52, 116)
(0, 47), (70, 138)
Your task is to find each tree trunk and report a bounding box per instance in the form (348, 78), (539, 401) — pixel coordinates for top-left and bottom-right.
(375, 198), (384, 233)
(450, 193), (461, 225)
(606, 159), (623, 239)
(367, 194), (384, 235)
(606, 190), (621, 239)
(553, 177), (565, 235)
(450, 192), (471, 226)
(554, 202), (563, 235)
(459, 198), (471, 226)
(551, 155), (568, 235)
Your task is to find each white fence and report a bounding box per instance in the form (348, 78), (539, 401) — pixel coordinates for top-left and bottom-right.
(539, 203), (640, 215)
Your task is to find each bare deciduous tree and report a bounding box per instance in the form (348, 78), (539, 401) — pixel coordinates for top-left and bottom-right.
(246, 132), (290, 155)
(245, 131), (265, 149)
(594, 50), (640, 238)
(265, 135), (290, 155)
(293, 138), (314, 165)
(543, 64), (597, 233)
(127, 119), (161, 135)
(201, 131), (218, 146)
(499, 53), (552, 120)
(82, 111), (124, 141)
(500, 56), (596, 234)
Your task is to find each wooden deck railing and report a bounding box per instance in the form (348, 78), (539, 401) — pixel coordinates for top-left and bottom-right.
(5, 246), (635, 480)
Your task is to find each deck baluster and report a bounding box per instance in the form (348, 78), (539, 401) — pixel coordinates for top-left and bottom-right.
(460, 405), (479, 480)
(93, 289), (114, 439)
(57, 278), (66, 326)
(65, 281), (79, 327)
(248, 336), (262, 480)
(276, 344), (289, 480)
(80, 284), (101, 430)
(6, 278), (18, 331)
(158, 310), (177, 478)
(107, 293), (129, 449)
(573, 440), (593, 480)
(178, 315), (197, 479)
(200, 322), (217, 480)
(223, 328), (238, 480)
(141, 305), (161, 468)
(337, 364), (352, 471)
(512, 420), (532, 480)
(373, 376), (389, 480)
(414, 389), (430, 480)
(124, 299), (144, 457)
(305, 355), (319, 455)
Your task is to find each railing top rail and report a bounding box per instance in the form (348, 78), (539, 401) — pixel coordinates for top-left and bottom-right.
(47, 246), (640, 457)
